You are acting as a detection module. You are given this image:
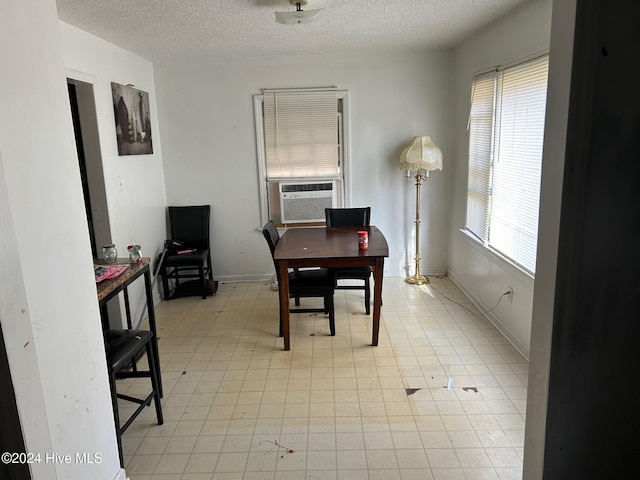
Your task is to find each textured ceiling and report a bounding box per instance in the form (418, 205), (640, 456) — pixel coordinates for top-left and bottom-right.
(56, 0), (528, 63)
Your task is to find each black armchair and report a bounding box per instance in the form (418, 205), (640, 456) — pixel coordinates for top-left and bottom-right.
(262, 221), (337, 337)
(159, 205), (214, 300)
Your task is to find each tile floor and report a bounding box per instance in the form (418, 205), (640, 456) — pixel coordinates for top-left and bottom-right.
(120, 276), (527, 480)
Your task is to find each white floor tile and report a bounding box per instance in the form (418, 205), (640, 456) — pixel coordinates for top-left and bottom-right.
(123, 278), (526, 480)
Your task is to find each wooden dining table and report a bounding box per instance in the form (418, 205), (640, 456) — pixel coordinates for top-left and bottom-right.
(274, 225), (389, 351)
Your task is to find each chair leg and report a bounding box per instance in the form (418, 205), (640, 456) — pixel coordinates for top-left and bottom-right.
(365, 277), (371, 315)
(293, 269), (300, 306)
(108, 368), (124, 467)
(199, 264), (206, 299)
(145, 342), (164, 426)
(160, 266), (171, 301)
(207, 253), (214, 281)
(327, 295), (335, 336)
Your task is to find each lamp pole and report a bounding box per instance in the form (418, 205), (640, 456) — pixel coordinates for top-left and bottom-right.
(405, 170), (429, 285)
(399, 135), (442, 286)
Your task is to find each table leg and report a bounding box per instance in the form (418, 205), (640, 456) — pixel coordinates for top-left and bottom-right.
(123, 287), (132, 329)
(144, 268), (163, 397)
(278, 261), (291, 351)
(122, 286), (139, 373)
(99, 304), (110, 330)
(372, 258), (384, 346)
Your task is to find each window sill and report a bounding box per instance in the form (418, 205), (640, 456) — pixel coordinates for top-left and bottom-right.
(458, 228), (535, 286)
(277, 221), (325, 228)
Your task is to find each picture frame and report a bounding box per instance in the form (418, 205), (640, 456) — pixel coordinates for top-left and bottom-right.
(111, 82), (153, 155)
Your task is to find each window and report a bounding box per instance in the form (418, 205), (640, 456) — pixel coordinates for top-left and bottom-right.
(263, 90), (340, 178)
(465, 54), (549, 274)
(254, 88), (349, 225)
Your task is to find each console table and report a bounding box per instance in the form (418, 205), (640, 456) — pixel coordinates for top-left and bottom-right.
(95, 257), (162, 395)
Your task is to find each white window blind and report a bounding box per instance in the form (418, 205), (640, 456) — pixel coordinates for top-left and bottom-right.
(263, 90), (339, 178)
(466, 72), (496, 242)
(465, 55), (549, 274)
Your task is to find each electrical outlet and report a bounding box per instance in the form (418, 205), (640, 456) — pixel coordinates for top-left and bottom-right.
(506, 287), (513, 303)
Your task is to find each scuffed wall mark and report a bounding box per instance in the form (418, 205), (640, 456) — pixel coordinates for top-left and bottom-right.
(68, 398), (80, 415)
(23, 341), (30, 348)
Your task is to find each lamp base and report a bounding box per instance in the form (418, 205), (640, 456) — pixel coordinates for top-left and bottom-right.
(405, 274), (429, 285)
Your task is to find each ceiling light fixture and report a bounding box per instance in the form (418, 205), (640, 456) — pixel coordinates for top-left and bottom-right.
(275, 0), (324, 25)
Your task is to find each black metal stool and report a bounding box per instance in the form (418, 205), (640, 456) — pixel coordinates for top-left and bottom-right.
(104, 329), (163, 466)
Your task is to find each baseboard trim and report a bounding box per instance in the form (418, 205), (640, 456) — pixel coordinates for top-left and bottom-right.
(447, 269), (530, 361)
(214, 274), (276, 283)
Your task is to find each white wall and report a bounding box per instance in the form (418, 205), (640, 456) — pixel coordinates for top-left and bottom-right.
(154, 52), (453, 282)
(60, 22), (169, 317)
(448, 0), (553, 359)
(1, 138), (55, 479)
(0, 1), (121, 478)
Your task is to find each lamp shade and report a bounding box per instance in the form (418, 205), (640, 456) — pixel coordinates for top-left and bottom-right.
(399, 136), (443, 172)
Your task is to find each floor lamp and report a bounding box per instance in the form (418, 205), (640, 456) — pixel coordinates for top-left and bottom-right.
(399, 136), (443, 285)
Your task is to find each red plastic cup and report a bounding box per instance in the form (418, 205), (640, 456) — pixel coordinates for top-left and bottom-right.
(357, 231), (369, 249)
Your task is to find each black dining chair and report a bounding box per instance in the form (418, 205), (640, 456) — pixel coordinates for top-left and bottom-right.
(159, 205), (214, 300)
(262, 221), (337, 336)
(104, 328), (163, 467)
(325, 207), (372, 315)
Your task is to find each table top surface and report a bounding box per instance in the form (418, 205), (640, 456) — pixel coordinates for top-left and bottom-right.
(96, 257), (150, 303)
(274, 226), (389, 261)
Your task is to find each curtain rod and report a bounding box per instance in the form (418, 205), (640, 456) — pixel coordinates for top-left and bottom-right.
(471, 50), (549, 78)
(262, 87), (338, 93)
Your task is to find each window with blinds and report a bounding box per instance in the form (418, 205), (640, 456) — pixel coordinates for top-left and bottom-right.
(465, 54), (549, 274)
(263, 90), (340, 179)
(254, 88), (348, 226)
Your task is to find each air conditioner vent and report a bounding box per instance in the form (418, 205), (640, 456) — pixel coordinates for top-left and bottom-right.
(281, 182), (333, 193)
(279, 181), (336, 223)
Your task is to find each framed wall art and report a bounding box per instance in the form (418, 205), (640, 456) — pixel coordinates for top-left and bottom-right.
(111, 82), (153, 155)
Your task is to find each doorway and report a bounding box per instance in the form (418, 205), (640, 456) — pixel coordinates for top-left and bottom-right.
(66, 78), (111, 255)
(68, 81), (97, 257)
(66, 78), (121, 325)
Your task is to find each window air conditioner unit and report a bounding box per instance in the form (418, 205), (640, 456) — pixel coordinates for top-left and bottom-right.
(279, 181), (336, 223)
